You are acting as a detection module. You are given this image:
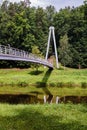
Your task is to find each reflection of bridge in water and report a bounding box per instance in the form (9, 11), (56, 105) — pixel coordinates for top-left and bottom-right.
(0, 45), (53, 69)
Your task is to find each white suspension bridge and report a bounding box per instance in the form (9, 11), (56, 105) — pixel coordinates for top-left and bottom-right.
(0, 26), (59, 69)
(0, 45), (53, 69)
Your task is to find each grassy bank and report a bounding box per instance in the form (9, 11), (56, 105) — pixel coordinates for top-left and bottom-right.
(0, 103), (87, 130)
(0, 68), (87, 96)
(0, 68), (87, 86)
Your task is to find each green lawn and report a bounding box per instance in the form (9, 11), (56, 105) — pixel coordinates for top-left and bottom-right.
(0, 103), (87, 130)
(0, 68), (87, 85)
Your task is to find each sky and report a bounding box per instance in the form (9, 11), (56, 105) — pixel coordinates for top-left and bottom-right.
(0, 0), (84, 11)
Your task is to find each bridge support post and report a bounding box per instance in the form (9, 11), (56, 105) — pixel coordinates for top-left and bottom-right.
(46, 26), (59, 68)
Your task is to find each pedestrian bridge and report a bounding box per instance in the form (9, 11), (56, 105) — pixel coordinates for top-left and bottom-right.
(0, 45), (53, 69)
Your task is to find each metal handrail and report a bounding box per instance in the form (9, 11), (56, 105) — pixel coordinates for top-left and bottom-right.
(0, 45), (53, 67)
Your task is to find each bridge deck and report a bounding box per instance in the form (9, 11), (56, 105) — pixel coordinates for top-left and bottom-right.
(0, 45), (53, 69)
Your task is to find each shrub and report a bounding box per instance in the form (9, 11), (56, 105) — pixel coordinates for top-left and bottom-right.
(56, 82), (64, 87)
(17, 81), (28, 87)
(66, 82), (76, 88)
(49, 82), (56, 87)
(81, 82), (87, 88)
(0, 82), (4, 87)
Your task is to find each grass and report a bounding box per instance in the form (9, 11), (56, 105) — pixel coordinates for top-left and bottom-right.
(0, 68), (87, 130)
(0, 103), (87, 130)
(0, 68), (87, 97)
(0, 67), (87, 85)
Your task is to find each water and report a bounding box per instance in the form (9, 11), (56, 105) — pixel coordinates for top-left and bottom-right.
(0, 94), (87, 104)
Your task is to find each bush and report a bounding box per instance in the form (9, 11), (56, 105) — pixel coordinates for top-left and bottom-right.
(48, 82), (56, 87)
(17, 81), (28, 87)
(0, 82), (4, 87)
(56, 82), (64, 87)
(81, 82), (87, 88)
(66, 82), (76, 88)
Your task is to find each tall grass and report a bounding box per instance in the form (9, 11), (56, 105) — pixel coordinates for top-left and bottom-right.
(0, 68), (87, 86)
(0, 103), (87, 130)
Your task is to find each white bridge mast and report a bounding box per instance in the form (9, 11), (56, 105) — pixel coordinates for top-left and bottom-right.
(46, 26), (59, 68)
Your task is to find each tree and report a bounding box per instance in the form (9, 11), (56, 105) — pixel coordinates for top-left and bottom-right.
(0, 0), (87, 68)
(35, 7), (48, 55)
(54, 7), (71, 37)
(68, 6), (87, 68)
(31, 45), (43, 71)
(45, 5), (56, 26)
(58, 34), (72, 68)
(1, 0), (9, 12)
(84, 0), (87, 20)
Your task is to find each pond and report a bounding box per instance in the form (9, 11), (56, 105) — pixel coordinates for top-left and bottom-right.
(0, 94), (87, 104)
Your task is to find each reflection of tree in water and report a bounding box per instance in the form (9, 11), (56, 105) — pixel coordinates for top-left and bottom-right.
(37, 69), (53, 103)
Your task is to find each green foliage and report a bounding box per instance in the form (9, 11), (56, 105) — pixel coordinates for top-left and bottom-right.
(31, 45), (43, 71)
(58, 34), (72, 67)
(46, 5), (56, 26)
(0, 1), (87, 68)
(17, 81), (28, 87)
(81, 82), (87, 88)
(67, 6), (87, 68)
(54, 4), (87, 68)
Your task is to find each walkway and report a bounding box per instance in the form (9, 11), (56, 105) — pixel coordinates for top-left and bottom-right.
(0, 45), (53, 69)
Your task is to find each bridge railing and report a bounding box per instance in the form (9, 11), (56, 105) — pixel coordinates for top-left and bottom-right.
(0, 45), (29, 58)
(0, 45), (53, 66)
